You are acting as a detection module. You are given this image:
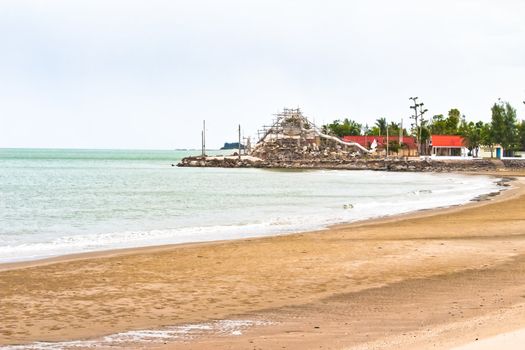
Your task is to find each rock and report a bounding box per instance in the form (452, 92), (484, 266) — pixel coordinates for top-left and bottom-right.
(177, 155), (525, 173)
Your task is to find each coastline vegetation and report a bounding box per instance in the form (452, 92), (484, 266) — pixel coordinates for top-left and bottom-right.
(322, 100), (525, 156)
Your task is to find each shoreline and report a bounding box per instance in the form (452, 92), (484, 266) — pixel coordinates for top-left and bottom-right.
(0, 173), (513, 272)
(1, 172), (525, 349)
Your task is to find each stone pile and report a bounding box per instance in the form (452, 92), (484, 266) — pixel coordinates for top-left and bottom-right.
(177, 156), (524, 173)
(250, 108), (368, 162)
(502, 159), (525, 169)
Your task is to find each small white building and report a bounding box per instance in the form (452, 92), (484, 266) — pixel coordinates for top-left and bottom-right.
(478, 145), (504, 159)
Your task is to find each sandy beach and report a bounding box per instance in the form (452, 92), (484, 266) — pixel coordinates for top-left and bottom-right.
(1, 172), (525, 349)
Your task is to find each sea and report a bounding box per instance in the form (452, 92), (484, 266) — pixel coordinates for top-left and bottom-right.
(0, 148), (501, 264)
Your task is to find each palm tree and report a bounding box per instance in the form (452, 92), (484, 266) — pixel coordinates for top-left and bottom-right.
(375, 118), (387, 136)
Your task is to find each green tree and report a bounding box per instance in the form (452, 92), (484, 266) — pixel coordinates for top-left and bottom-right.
(387, 121), (401, 136)
(491, 103), (505, 147)
(420, 123), (431, 151)
(367, 126), (379, 136)
(388, 140), (401, 154)
(324, 118), (362, 137)
(445, 109), (461, 134)
(519, 120), (525, 151)
(370, 120), (407, 137)
(428, 110), (461, 135)
(362, 124), (370, 137)
(481, 123), (495, 158)
(459, 120), (483, 157)
(375, 118), (387, 136)
(491, 101), (519, 155)
(429, 114), (447, 134)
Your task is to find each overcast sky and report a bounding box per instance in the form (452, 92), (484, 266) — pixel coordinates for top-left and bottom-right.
(1, 0), (524, 149)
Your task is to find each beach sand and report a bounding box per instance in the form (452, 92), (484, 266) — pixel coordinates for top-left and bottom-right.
(1, 172), (525, 349)
(449, 328), (525, 350)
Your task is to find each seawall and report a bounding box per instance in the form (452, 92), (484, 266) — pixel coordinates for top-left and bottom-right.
(178, 156), (525, 172)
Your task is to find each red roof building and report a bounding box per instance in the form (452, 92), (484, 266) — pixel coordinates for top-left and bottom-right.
(342, 135), (417, 149)
(430, 135), (467, 157)
(430, 135), (465, 147)
(342, 135), (418, 156)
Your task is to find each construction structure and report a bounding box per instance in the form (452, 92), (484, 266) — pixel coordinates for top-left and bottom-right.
(250, 108), (371, 161)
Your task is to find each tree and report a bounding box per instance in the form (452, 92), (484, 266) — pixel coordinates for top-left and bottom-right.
(481, 123), (495, 158)
(363, 124), (370, 136)
(519, 120), (525, 151)
(491, 103), (505, 148)
(367, 126), (379, 136)
(324, 118), (362, 137)
(375, 118), (387, 136)
(429, 114), (447, 135)
(491, 101), (519, 156)
(387, 121), (401, 136)
(503, 103), (519, 154)
(459, 120), (483, 157)
(428, 110), (461, 135)
(445, 109), (461, 134)
(420, 121), (431, 153)
(388, 140), (401, 154)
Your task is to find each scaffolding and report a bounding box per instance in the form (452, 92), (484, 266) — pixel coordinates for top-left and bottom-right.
(251, 108), (370, 161)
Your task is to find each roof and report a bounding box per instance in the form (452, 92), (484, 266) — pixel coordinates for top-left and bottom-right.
(342, 135), (417, 149)
(431, 135), (465, 147)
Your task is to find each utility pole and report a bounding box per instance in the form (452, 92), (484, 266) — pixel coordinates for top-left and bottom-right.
(386, 121), (389, 158)
(399, 118), (404, 144)
(242, 129), (245, 155)
(409, 97), (419, 155)
(238, 124), (241, 160)
(201, 120), (206, 157)
(364, 124), (369, 150)
(409, 97), (428, 156)
(419, 105), (428, 155)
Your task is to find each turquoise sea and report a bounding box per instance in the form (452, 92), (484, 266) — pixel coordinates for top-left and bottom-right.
(0, 148), (500, 263)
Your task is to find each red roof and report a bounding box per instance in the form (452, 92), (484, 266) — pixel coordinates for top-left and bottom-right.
(431, 135), (465, 147)
(342, 135), (417, 149)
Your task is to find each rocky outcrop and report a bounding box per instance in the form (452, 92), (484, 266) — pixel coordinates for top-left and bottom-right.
(178, 156), (525, 172)
(502, 159), (525, 169)
(178, 156), (263, 168)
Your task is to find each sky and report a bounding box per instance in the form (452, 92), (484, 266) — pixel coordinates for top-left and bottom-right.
(0, 0), (524, 149)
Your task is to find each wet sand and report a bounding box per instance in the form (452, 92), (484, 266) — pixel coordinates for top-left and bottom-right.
(1, 173), (525, 349)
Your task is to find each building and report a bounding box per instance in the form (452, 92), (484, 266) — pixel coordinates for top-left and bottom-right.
(342, 135), (418, 157)
(478, 144), (504, 159)
(430, 135), (469, 157)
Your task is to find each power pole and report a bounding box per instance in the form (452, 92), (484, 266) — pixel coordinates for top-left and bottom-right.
(399, 118), (404, 144)
(201, 120), (206, 157)
(386, 121), (389, 158)
(419, 105), (428, 155)
(409, 97), (419, 155)
(364, 124), (369, 150)
(242, 129), (245, 155)
(238, 124), (241, 160)
(409, 97), (428, 156)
